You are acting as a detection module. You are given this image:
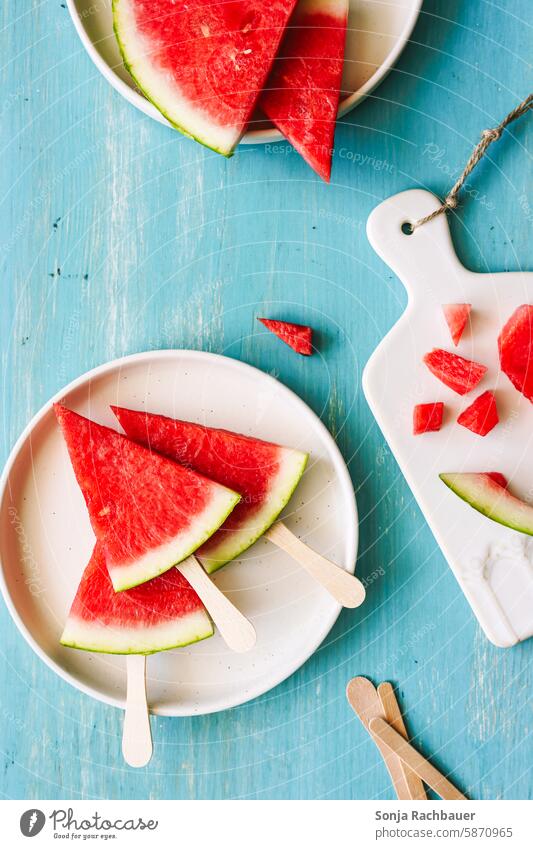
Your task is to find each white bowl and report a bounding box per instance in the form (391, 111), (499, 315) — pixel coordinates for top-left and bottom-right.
(66, 0), (422, 144)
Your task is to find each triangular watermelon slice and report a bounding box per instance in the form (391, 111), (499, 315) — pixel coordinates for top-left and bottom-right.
(258, 317), (313, 354)
(260, 0), (348, 181)
(112, 0), (298, 156)
(55, 405), (240, 590)
(61, 544), (214, 654)
(442, 303), (471, 346)
(112, 406), (309, 573)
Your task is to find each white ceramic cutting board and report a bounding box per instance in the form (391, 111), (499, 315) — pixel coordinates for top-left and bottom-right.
(364, 189), (533, 648)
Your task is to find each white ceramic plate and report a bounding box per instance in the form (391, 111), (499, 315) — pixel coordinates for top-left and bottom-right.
(0, 350), (358, 715)
(66, 0), (422, 144)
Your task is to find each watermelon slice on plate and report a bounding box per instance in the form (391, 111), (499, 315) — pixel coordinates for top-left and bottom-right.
(412, 402), (443, 435)
(112, 406), (309, 573)
(258, 317), (313, 354)
(112, 0), (298, 156)
(457, 390), (499, 436)
(55, 405), (240, 590)
(423, 349), (487, 395)
(439, 472), (533, 536)
(498, 304), (533, 402)
(260, 0), (348, 181)
(442, 303), (471, 346)
(61, 544), (214, 654)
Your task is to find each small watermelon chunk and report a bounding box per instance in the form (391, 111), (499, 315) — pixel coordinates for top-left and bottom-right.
(113, 0), (298, 156)
(457, 391), (498, 436)
(61, 544), (213, 654)
(498, 305), (533, 402)
(55, 405), (240, 591)
(413, 402), (444, 435)
(260, 0), (348, 181)
(423, 349), (487, 395)
(112, 406), (309, 573)
(442, 303), (471, 346)
(486, 472), (508, 488)
(258, 317), (313, 355)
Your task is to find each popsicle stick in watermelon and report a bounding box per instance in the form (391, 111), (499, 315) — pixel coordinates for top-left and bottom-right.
(112, 406), (365, 608)
(260, 0), (348, 181)
(55, 405), (241, 591)
(112, 0), (298, 156)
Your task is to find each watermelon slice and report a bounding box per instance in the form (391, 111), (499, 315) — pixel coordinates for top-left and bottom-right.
(260, 0), (348, 181)
(442, 303), (471, 346)
(498, 305), (533, 402)
(112, 0), (298, 156)
(55, 405), (240, 590)
(457, 390), (498, 436)
(423, 349), (487, 395)
(439, 472), (533, 536)
(112, 406), (309, 572)
(258, 317), (313, 354)
(412, 402), (444, 435)
(61, 544), (213, 654)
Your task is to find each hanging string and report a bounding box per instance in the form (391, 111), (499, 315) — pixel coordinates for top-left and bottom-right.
(412, 92), (533, 230)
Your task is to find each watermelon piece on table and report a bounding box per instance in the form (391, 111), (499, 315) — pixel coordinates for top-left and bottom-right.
(442, 303), (471, 346)
(413, 402), (444, 435)
(423, 349), (487, 395)
(498, 305), (533, 402)
(55, 405), (240, 591)
(457, 390), (499, 436)
(112, 0), (298, 156)
(260, 0), (348, 181)
(112, 406), (309, 573)
(61, 544), (214, 654)
(258, 317), (313, 354)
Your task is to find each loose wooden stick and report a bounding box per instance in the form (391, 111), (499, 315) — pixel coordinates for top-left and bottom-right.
(177, 556), (256, 653)
(122, 655), (153, 768)
(265, 522), (365, 608)
(368, 717), (467, 801)
(346, 677), (413, 800)
(378, 683), (427, 800)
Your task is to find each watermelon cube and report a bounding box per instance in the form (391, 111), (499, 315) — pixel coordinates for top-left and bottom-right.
(442, 303), (471, 346)
(498, 305), (533, 402)
(457, 391), (499, 436)
(413, 402), (444, 435)
(423, 349), (487, 395)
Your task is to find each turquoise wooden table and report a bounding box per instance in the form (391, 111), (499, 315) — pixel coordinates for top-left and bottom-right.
(1, 1), (531, 800)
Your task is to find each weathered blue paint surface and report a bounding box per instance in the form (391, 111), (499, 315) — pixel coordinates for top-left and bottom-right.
(1, 1), (531, 800)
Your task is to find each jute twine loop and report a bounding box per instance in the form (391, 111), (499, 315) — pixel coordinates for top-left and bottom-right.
(412, 92), (533, 230)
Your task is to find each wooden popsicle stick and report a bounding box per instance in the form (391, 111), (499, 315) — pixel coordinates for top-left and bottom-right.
(346, 676), (413, 800)
(368, 717), (467, 801)
(177, 556), (256, 653)
(265, 522), (365, 608)
(377, 682), (427, 800)
(122, 655), (153, 768)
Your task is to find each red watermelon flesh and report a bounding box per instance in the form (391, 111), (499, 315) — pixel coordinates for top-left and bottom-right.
(112, 0), (298, 156)
(498, 305), (533, 402)
(413, 402), (443, 435)
(61, 544), (213, 654)
(258, 317), (313, 354)
(260, 0), (348, 181)
(55, 405), (240, 590)
(423, 349), (487, 395)
(486, 472), (508, 489)
(442, 303), (471, 346)
(457, 391), (499, 436)
(112, 406), (308, 573)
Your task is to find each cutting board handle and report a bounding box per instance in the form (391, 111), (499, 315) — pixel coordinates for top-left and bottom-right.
(366, 190), (467, 299)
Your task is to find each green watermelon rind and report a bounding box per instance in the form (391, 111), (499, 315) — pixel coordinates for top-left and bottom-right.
(198, 449), (309, 573)
(112, 0), (236, 157)
(440, 472), (533, 536)
(108, 486), (242, 592)
(61, 607), (214, 655)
